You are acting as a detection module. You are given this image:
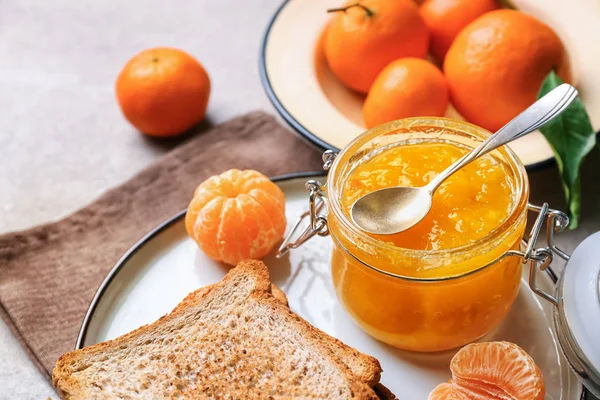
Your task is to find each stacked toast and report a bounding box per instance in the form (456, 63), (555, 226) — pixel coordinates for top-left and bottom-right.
(53, 260), (395, 399)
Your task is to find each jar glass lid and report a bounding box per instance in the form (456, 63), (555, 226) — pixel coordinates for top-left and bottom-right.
(560, 232), (600, 378)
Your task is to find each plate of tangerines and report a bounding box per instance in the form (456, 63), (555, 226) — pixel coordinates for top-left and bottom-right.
(260, 0), (600, 168)
(74, 169), (584, 399)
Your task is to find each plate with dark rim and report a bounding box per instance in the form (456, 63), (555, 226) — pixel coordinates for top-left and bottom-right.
(259, 0), (600, 169)
(77, 172), (585, 399)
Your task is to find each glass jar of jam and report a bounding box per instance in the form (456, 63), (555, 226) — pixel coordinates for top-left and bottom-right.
(324, 117), (528, 352)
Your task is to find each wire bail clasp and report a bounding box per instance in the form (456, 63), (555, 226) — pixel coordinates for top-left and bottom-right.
(520, 203), (570, 307)
(276, 151), (338, 258)
(276, 180), (329, 258)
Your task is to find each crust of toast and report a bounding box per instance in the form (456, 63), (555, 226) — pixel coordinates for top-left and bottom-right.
(374, 383), (398, 400)
(53, 260), (383, 399)
(174, 282), (288, 312)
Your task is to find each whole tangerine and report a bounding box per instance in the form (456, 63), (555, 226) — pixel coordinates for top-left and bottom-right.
(185, 169), (286, 266)
(324, 0), (430, 94)
(116, 47), (210, 137)
(363, 58), (448, 128)
(444, 9), (571, 132)
(420, 0), (499, 60)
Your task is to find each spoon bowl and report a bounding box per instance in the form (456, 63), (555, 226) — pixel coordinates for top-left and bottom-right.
(351, 187), (433, 235)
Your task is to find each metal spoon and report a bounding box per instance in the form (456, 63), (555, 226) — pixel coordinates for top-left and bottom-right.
(351, 83), (578, 235)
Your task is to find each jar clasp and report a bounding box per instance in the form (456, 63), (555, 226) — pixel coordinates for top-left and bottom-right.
(276, 179), (328, 257)
(511, 203), (570, 307)
(276, 151), (337, 257)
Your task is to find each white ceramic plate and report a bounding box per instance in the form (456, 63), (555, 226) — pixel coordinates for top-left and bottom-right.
(260, 0), (600, 169)
(78, 173), (585, 398)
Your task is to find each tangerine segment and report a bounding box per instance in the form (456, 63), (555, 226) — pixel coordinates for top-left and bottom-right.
(185, 169), (286, 265)
(429, 382), (462, 400)
(451, 342), (545, 400)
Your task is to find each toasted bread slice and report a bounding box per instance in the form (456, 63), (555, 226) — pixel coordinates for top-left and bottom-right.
(175, 282), (381, 386)
(53, 260), (380, 399)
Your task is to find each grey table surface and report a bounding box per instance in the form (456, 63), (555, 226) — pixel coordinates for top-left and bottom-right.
(1, 0), (599, 398)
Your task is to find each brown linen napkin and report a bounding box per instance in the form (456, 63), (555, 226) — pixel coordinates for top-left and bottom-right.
(0, 111), (323, 378)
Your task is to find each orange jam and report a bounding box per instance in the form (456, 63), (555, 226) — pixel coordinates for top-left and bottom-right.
(327, 118), (528, 352)
(343, 144), (513, 257)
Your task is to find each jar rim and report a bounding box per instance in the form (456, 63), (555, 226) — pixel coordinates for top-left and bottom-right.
(327, 117), (530, 278)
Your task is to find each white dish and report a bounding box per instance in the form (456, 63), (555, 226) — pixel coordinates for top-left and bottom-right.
(260, 0), (600, 168)
(78, 173), (584, 399)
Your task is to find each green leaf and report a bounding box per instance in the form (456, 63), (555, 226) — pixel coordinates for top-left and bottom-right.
(537, 71), (595, 229)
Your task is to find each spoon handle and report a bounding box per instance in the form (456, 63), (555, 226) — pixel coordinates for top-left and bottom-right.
(426, 83), (578, 193)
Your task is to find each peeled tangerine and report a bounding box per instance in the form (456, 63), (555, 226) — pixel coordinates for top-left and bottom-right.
(429, 342), (545, 400)
(185, 169), (286, 266)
